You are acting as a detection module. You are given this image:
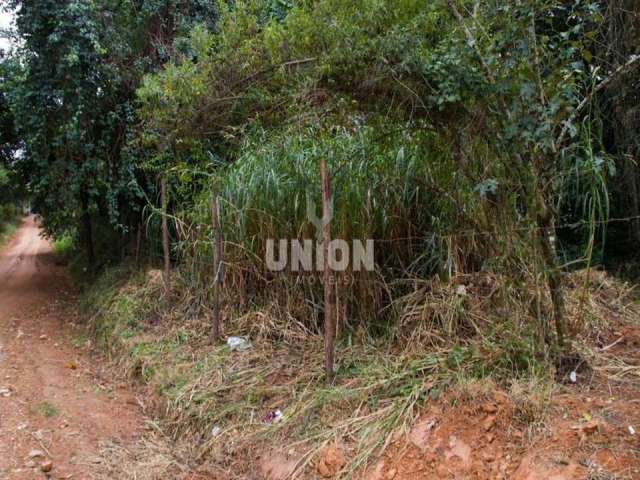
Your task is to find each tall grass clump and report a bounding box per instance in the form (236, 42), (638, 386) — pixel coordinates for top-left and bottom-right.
(167, 116), (544, 339)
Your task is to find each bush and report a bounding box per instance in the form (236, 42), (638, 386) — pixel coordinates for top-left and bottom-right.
(0, 203), (19, 247)
(0, 204), (18, 222)
(52, 233), (75, 259)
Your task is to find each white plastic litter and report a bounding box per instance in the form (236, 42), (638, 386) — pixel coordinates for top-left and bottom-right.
(264, 409), (283, 423)
(629, 425), (636, 436)
(227, 336), (252, 352)
(211, 426), (221, 437)
(569, 371), (577, 383)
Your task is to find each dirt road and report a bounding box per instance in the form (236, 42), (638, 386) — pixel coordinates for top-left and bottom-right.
(0, 217), (142, 479)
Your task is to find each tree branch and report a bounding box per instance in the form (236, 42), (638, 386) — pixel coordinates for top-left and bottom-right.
(556, 54), (640, 148)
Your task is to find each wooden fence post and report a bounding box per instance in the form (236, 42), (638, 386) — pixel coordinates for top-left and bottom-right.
(135, 219), (143, 270)
(160, 175), (170, 296)
(210, 185), (224, 342)
(321, 159), (336, 385)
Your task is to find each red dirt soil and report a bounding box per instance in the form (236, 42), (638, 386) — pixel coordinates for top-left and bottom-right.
(364, 363), (640, 479)
(0, 217), (143, 479)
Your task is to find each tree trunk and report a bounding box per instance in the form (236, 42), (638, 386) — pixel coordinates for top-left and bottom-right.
(80, 187), (95, 271)
(135, 219), (143, 270)
(160, 175), (170, 296)
(210, 187), (224, 343)
(321, 159), (336, 385)
(537, 209), (566, 350)
(445, 0), (574, 352)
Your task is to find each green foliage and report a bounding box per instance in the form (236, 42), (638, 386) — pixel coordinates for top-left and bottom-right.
(52, 233), (75, 259)
(1, 0), (622, 279)
(128, 0), (619, 336)
(136, 0), (483, 148)
(2, 0), (221, 266)
(3, 0), (636, 344)
(0, 56), (21, 205)
(0, 206), (18, 247)
(80, 267), (153, 350)
(0, 203), (18, 221)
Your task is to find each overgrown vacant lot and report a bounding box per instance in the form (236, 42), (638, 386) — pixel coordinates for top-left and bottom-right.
(1, 0), (639, 478)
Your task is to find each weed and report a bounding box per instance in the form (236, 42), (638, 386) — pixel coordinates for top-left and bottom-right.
(36, 401), (58, 418)
(71, 334), (87, 348)
(508, 375), (553, 426)
(0, 216), (18, 248)
(52, 233), (74, 259)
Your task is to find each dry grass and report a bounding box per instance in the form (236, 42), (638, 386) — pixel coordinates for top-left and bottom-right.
(566, 269), (640, 384)
(85, 270), (445, 477)
(84, 266), (640, 478)
(96, 432), (190, 480)
(508, 376), (554, 427)
(392, 272), (526, 346)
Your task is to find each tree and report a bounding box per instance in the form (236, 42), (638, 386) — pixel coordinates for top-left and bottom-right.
(0, 52), (20, 204)
(6, 0), (219, 266)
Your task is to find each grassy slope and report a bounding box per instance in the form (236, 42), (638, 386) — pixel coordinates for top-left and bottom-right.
(78, 266), (640, 479)
(0, 216), (19, 248)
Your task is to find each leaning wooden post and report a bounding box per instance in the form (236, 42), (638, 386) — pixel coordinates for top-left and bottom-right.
(160, 174), (170, 296)
(321, 159), (336, 385)
(210, 183), (224, 343)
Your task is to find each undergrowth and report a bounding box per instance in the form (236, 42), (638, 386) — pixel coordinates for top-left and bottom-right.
(0, 220), (17, 247)
(79, 265), (639, 478)
(0, 205), (19, 247)
(52, 233), (74, 259)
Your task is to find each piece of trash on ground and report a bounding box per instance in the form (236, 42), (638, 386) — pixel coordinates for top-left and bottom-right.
(263, 409), (283, 423)
(28, 450), (45, 459)
(227, 336), (252, 352)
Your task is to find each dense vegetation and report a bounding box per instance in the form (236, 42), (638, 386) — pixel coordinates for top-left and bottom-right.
(1, 0), (639, 380)
(0, 53), (20, 238)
